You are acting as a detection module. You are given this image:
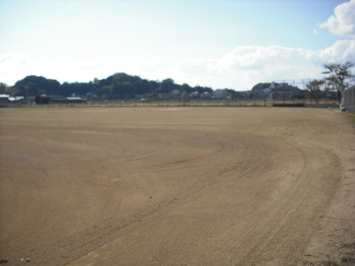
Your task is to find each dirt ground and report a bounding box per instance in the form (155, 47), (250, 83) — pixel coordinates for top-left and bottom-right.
(0, 107), (354, 265)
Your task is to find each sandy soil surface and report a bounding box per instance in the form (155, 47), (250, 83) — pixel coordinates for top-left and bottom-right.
(0, 107), (354, 265)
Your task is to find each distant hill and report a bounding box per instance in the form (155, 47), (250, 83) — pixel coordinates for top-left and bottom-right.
(251, 83), (273, 92)
(7, 73), (214, 100)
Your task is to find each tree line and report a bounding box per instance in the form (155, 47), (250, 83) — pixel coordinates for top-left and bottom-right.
(0, 73), (215, 100)
(0, 62), (353, 102)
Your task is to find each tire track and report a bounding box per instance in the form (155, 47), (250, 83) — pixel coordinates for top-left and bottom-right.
(1, 108), (349, 266)
(66, 134), (275, 266)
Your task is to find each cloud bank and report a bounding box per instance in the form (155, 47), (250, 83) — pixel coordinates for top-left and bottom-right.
(320, 0), (355, 38)
(3, 0), (355, 94)
(1, 0), (354, 91)
(174, 40), (355, 89)
(1, 39), (354, 90)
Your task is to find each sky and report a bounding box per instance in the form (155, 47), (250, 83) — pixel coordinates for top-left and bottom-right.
(0, 0), (355, 90)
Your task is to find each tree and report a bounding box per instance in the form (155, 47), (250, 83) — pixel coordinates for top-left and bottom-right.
(322, 61), (354, 103)
(13, 75), (60, 96)
(100, 85), (112, 99)
(0, 83), (9, 94)
(160, 78), (174, 94)
(121, 81), (133, 98)
(181, 83), (192, 93)
(306, 79), (324, 104)
(251, 82), (272, 92)
(24, 82), (38, 96)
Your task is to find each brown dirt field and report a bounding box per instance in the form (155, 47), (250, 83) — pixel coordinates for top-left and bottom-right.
(0, 107), (354, 265)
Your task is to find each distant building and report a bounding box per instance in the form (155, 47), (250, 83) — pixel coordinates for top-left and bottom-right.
(259, 88), (271, 96)
(35, 95), (87, 104)
(0, 94), (25, 103)
(66, 97), (87, 104)
(201, 91), (211, 98)
(8, 96), (25, 102)
(0, 94), (10, 102)
(35, 95), (66, 104)
(213, 89), (228, 99)
(190, 91), (199, 98)
(269, 83), (299, 100)
(171, 89), (180, 96)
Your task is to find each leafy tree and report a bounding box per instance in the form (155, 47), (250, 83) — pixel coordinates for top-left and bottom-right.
(10, 72), (221, 100)
(251, 83), (272, 92)
(322, 61), (354, 103)
(100, 85), (113, 99)
(181, 83), (192, 93)
(306, 79), (324, 104)
(0, 83), (9, 94)
(24, 82), (39, 96)
(13, 75), (60, 96)
(148, 80), (159, 94)
(121, 81), (133, 98)
(192, 85), (213, 95)
(225, 89), (237, 99)
(160, 78), (175, 94)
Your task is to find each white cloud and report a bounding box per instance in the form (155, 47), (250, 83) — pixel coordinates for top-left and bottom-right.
(176, 46), (298, 79)
(0, 53), (30, 69)
(304, 39), (355, 63)
(217, 46), (300, 72)
(320, 0), (355, 38)
(174, 40), (355, 90)
(0, 53), (38, 85)
(139, 60), (172, 73)
(0, 53), (107, 85)
(1, 40), (354, 90)
(178, 58), (219, 75)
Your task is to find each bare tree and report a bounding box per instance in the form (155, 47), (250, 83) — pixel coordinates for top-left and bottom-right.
(322, 61), (354, 103)
(306, 79), (324, 104)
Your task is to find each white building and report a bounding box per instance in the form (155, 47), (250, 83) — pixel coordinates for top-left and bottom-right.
(213, 89), (228, 99)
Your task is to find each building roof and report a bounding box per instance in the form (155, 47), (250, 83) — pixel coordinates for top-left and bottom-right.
(66, 97), (83, 100)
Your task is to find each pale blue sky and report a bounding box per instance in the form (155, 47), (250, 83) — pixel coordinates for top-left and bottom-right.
(1, 0), (354, 90)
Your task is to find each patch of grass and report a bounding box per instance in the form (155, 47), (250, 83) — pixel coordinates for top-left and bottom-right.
(346, 113), (355, 123)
